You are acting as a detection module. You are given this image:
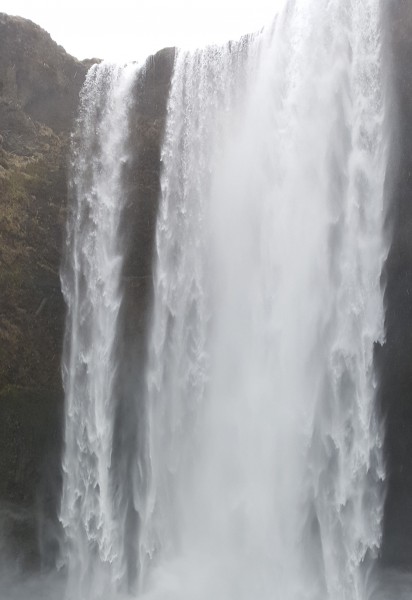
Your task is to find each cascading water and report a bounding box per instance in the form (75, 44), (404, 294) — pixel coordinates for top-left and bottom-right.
(138, 1), (389, 599)
(59, 62), (138, 600)
(55, 1), (389, 599)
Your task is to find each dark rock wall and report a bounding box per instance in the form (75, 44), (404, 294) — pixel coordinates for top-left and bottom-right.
(0, 13), (86, 132)
(379, 0), (412, 569)
(0, 13), (174, 569)
(0, 13), (90, 568)
(110, 49), (175, 587)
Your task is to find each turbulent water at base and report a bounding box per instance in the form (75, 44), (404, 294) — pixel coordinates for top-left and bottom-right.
(138, 1), (389, 600)
(59, 62), (138, 600)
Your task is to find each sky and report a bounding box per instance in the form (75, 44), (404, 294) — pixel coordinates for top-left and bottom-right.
(0, 0), (284, 63)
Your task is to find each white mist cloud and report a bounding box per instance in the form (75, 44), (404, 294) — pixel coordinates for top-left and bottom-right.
(0, 0), (284, 62)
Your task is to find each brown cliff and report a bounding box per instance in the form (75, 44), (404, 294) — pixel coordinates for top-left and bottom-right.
(0, 12), (175, 568)
(0, 12), (91, 568)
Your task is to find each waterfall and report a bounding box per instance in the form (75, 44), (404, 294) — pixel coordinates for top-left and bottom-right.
(56, 1), (389, 599)
(139, 1), (388, 599)
(59, 62), (138, 600)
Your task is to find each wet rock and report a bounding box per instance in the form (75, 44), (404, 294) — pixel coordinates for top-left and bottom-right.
(376, 0), (412, 570)
(0, 13), (91, 568)
(0, 12), (175, 569)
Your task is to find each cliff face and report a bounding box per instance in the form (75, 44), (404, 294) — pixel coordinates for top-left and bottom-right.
(379, 0), (412, 569)
(0, 13), (88, 393)
(0, 13), (175, 568)
(0, 13), (90, 568)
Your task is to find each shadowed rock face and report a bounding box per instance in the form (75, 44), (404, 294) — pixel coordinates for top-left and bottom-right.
(0, 12), (90, 570)
(379, 0), (412, 569)
(0, 12), (175, 569)
(0, 13), (88, 133)
(109, 49), (175, 588)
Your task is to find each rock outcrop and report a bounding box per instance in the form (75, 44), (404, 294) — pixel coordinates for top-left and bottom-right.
(0, 12), (175, 569)
(0, 13), (90, 568)
(379, 0), (412, 569)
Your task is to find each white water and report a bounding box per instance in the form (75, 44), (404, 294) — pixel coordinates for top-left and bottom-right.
(138, 1), (389, 599)
(59, 62), (138, 600)
(53, 1), (390, 599)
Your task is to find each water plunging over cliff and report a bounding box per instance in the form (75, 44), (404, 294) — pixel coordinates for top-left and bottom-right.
(58, 1), (388, 599)
(59, 62), (138, 600)
(138, 1), (388, 599)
